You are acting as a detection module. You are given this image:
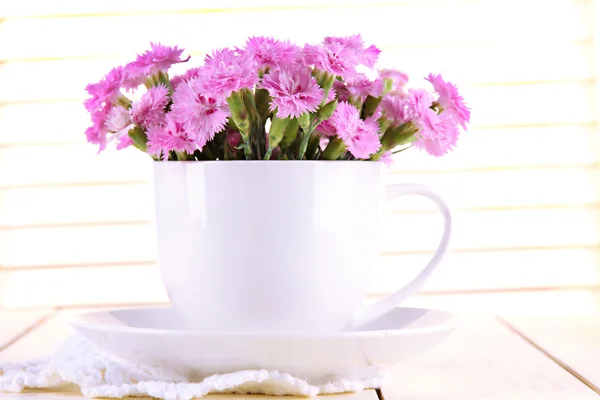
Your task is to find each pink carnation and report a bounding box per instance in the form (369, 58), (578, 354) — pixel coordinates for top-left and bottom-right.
(171, 78), (230, 144)
(408, 89), (457, 157)
(379, 69), (409, 95)
(105, 105), (134, 150)
(170, 67), (201, 89)
(245, 36), (300, 71)
(147, 114), (197, 160)
(362, 45), (381, 69)
(131, 85), (170, 128)
(304, 35), (380, 80)
(426, 73), (470, 129)
(331, 101), (381, 158)
(345, 74), (383, 103)
(84, 104), (111, 152)
(122, 43), (189, 90)
(332, 80), (349, 102)
(196, 48), (258, 98)
(413, 113), (459, 157)
(303, 42), (358, 79)
(381, 95), (411, 127)
(84, 67), (123, 112)
(325, 84), (337, 103)
(260, 67), (324, 118)
(315, 118), (337, 137)
(324, 34), (380, 68)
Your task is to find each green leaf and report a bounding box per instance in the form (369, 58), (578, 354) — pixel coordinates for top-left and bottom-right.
(264, 116), (292, 159)
(321, 137), (347, 160)
(298, 112), (311, 131)
(316, 72), (336, 105)
(280, 118), (300, 149)
(380, 122), (419, 151)
(317, 99), (338, 123)
(255, 88), (271, 121)
(361, 96), (382, 119)
(226, 91), (252, 159)
(128, 125), (148, 152)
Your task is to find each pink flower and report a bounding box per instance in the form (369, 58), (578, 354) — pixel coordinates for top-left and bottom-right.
(170, 67), (201, 89)
(303, 42), (358, 79)
(245, 36), (300, 71)
(379, 69), (409, 95)
(105, 106), (134, 150)
(345, 74), (383, 103)
(324, 34), (380, 68)
(105, 105), (130, 132)
(332, 80), (349, 102)
(84, 67), (123, 112)
(196, 48), (258, 98)
(122, 43), (189, 90)
(171, 78), (230, 144)
(315, 118), (337, 137)
(325, 84), (337, 103)
(380, 150), (394, 166)
(381, 95), (411, 127)
(413, 113), (459, 157)
(331, 101), (381, 158)
(131, 85), (170, 128)
(147, 114), (197, 160)
(408, 89), (457, 157)
(260, 67), (324, 118)
(361, 45), (381, 69)
(319, 136), (330, 150)
(426, 73), (470, 129)
(84, 104), (111, 152)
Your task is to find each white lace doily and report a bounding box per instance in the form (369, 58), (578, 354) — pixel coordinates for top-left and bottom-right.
(0, 334), (387, 399)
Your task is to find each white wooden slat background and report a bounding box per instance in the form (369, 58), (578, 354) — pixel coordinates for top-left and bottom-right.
(0, 0), (599, 309)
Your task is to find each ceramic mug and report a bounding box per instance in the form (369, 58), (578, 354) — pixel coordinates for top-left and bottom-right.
(152, 161), (451, 333)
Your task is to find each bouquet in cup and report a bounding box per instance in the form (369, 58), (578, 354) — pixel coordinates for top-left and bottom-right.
(83, 35), (470, 163)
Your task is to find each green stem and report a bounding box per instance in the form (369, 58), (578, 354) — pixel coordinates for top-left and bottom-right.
(306, 131), (322, 160)
(297, 121), (315, 160)
(393, 145), (413, 154)
(264, 148), (273, 160)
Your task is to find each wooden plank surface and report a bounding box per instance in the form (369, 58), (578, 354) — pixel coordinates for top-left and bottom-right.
(0, 310), (54, 350)
(386, 318), (598, 399)
(0, 308), (597, 398)
(504, 313), (600, 393)
(0, 310), (71, 362)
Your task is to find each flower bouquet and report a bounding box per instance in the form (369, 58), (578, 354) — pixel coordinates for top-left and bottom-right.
(81, 35), (468, 334)
(84, 35), (470, 163)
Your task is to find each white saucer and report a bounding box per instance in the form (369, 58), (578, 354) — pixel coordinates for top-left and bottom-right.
(70, 306), (460, 378)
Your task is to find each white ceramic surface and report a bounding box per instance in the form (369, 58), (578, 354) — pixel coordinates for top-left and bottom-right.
(153, 161), (452, 332)
(70, 306), (460, 380)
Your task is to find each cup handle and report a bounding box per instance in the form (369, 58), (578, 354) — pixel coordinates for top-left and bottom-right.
(346, 183), (452, 330)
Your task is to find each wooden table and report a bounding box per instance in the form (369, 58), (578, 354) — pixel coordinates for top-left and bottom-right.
(2, 291), (600, 399)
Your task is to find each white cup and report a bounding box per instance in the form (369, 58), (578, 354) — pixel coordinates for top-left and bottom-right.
(153, 161), (451, 333)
